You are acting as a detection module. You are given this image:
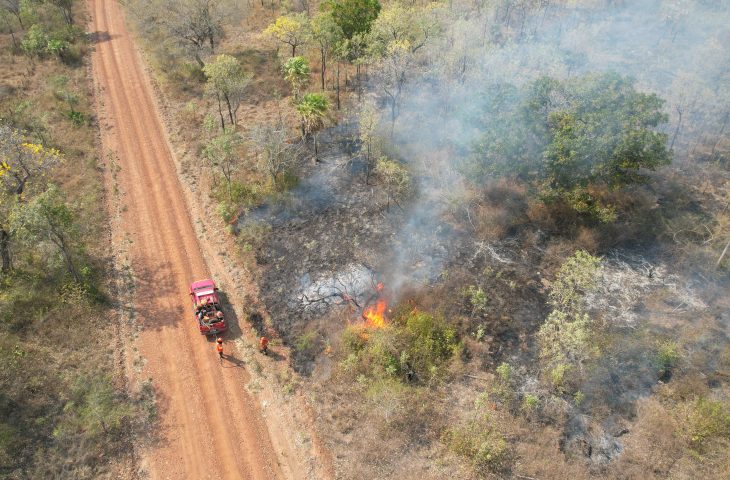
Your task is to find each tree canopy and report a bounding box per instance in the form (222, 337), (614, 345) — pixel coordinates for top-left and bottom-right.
(203, 54), (252, 128)
(474, 72), (671, 220)
(264, 13), (310, 57)
(282, 56), (311, 100)
(323, 0), (381, 40)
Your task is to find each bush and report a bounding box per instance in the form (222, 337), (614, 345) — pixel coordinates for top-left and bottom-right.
(550, 363), (570, 393)
(521, 394), (540, 413)
(66, 109), (85, 126)
(656, 340), (680, 373)
(46, 39), (70, 58)
(687, 397), (730, 451)
(22, 25), (49, 58)
(442, 416), (511, 475)
(464, 284), (488, 316)
(340, 309), (458, 384)
(293, 331), (323, 372)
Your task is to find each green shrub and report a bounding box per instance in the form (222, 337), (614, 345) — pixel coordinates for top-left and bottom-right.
(550, 363), (570, 392)
(442, 417), (510, 475)
(493, 362), (514, 404)
(53, 375), (134, 440)
(22, 25), (48, 58)
(339, 309), (458, 383)
(465, 284), (488, 315)
(46, 39), (70, 58)
(687, 397), (730, 450)
(656, 340), (680, 372)
(496, 362), (511, 384)
(521, 394), (539, 412)
(66, 109), (85, 126)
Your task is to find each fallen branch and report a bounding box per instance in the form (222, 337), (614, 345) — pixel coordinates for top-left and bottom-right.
(464, 374), (491, 381)
(717, 239), (730, 267)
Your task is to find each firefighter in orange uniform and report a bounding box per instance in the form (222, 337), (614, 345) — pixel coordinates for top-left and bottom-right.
(259, 336), (269, 355)
(216, 337), (224, 359)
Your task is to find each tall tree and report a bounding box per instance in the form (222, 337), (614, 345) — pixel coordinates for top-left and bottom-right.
(161, 0), (229, 67)
(311, 11), (343, 91)
(202, 129), (242, 201)
(367, 3), (440, 131)
(264, 13), (310, 57)
(375, 156), (409, 211)
(531, 73), (671, 220)
(249, 121), (299, 188)
(49, 0), (73, 25)
(323, 0), (381, 40)
(10, 184), (82, 282)
(357, 100), (380, 184)
(475, 73), (672, 220)
(0, 0), (24, 28)
(203, 54), (252, 128)
(0, 126), (61, 273)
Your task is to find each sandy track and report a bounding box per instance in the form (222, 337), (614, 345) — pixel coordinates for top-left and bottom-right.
(89, 1), (289, 478)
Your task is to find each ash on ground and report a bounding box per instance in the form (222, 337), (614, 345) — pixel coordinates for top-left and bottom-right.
(237, 128), (459, 345)
(297, 263), (378, 315)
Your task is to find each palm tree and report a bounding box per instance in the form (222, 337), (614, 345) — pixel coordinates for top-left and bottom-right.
(296, 93), (329, 161)
(282, 56), (310, 101)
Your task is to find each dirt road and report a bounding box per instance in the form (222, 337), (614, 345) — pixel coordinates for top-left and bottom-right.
(89, 1), (293, 478)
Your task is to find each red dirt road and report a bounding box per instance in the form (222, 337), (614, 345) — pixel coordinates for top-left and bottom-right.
(89, 1), (291, 478)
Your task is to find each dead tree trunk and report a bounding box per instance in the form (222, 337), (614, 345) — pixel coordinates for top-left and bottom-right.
(336, 61), (341, 110)
(0, 228), (11, 273)
(670, 105), (683, 151)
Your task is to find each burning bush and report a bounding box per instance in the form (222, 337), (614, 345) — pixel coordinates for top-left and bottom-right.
(341, 307), (459, 384)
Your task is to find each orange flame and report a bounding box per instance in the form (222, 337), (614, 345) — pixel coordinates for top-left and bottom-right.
(363, 299), (387, 328)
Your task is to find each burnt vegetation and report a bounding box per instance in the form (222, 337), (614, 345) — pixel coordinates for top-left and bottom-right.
(127, 0), (728, 478)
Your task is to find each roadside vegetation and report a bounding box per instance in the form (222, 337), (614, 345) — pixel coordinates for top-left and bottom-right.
(123, 0), (729, 478)
(0, 1), (144, 477)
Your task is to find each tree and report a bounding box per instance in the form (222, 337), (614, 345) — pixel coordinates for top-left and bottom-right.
(21, 24), (47, 59)
(10, 184), (81, 282)
(367, 2), (439, 55)
(55, 376), (134, 438)
(282, 56), (310, 101)
(264, 13), (310, 57)
(375, 156), (409, 210)
(532, 74), (671, 220)
(372, 40), (412, 133)
(48, 0), (73, 25)
(475, 73), (672, 220)
(202, 129), (242, 201)
(0, 126), (62, 273)
(357, 100), (380, 184)
(311, 11), (343, 91)
(248, 121), (299, 188)
(0, 0), (24, 28)
(367, 4), (440, 131)
(323, 0), (381, 40)
(296, 93), (329, 161)
(0, 4), (21, 49)
(203, 54), (252, 128)
(161, 0), (229, 67)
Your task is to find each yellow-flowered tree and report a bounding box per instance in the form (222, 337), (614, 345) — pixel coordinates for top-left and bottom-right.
(264, 13), (310, 57)
(0, 126), (61, 273)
